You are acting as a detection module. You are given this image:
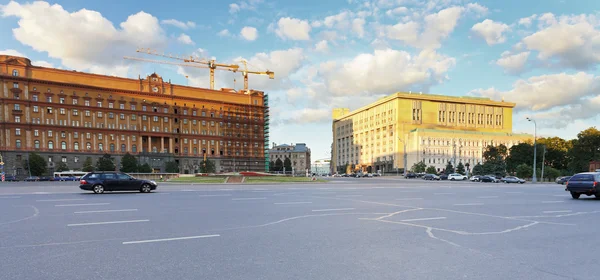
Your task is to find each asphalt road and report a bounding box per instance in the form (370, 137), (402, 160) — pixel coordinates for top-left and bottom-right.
(0, 178), (596, 280)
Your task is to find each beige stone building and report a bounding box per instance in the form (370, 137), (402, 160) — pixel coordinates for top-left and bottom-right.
(331, 92), (532, 174)
(268, 143), (311, 175)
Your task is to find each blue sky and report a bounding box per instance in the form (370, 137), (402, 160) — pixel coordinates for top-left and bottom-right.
(2, 0), (600, 161)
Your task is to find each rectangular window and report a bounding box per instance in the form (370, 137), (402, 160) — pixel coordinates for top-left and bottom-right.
(154, 116), (159, 122)
(15, 128), (21, 136)
(32, 95), (38, 101)
(85, 110), (90, 116)
(14, 116), (21, 123)
(108, 102), (114, 109)
(97, 101), (102, 107)
(13, 82), (19, 89)
(120, 113), (125, 120)
(192, 111), (197, 116)
(73, 109), (78, 116)
(73, 132), (78, 138)
(108, 113), (114, 119)
(59, 97), (65, 104)
(47, 96), (52, 103)
(98, 133), (103, 140)
(132, 114), (137, 120)
(48, 131), (53, 137)
(86, 133), (91, 139)
(74, 156), (79, 163)
(142, 105), (147, 111)
(60, 108), (65, 115)
(61, 131), (66, 138)
(72, 99), (78, 105)
(84, 100), (90, 106)
(97, 111), (103, 117)
(34, 130), (39, 136)
(164, 117), (168, 123)
(14, 104), (20, 110)
(142, 115), (147, 121)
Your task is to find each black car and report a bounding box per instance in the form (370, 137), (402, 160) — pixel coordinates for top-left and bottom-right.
(423, 174), (440, 180)
(556, 176), (571, 185)
(479, 175), (495, 183)
(565, 172), (600, 199)
(502, 176), (525, 184)
(79, 171), (157, 194)
(4, 175), (18, 182)
(405, 173), (417, 179)
(439, 174), (448, 180)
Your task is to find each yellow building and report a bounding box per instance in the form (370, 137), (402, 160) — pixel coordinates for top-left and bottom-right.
(331, 92), (532, 174)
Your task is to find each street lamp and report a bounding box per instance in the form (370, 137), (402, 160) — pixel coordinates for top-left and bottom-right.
(526, 117), (537, 182)
(397, 137), (407, 177)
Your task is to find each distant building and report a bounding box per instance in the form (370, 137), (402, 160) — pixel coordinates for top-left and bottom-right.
(332, 92), (532, 174)
(312, 159), (331, 175)
(590, 161), (600, 172)
(269, 143), (311, 175)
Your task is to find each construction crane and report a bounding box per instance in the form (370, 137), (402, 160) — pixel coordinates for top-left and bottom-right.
(131, 48), (274, 91)
(123, 56), (238, 76)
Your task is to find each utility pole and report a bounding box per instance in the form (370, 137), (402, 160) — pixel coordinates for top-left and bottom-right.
(452, 141), (457, 169)
(541, 145), (546, 182)
(527, 117), (537, 182)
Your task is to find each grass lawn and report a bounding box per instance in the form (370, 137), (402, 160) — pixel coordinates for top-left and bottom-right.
(168, 177), (226, 183)
(244, 176), (325, 183)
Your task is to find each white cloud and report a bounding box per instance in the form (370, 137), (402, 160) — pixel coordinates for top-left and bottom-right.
(228, 0), (264, 14)
(0, 1), (167, 77)
(32, 60), (54, 68)
(318, 48), (456, 97)
(495, 51), (530, 74)
(520, 14), (600, 69)
(282, 108), (330, 124)
(0, 49), (25, 57)
(229, 3), (240, 13)
(352, 18), (366, 38)
(466, 3), (488, 17)
(275, 17), (311, 41)
(384, 6), (464, 49)
(518, 14), (537, 27)
(315, 40), (329, 53)
(177, 33), (194, 45)
(385, 7), (408, 17)
(234, 48), (305, 90)
(161, 19), (196, 29)
(217, 29), (231, 37)
(471, 19), (510, 45)
(470, 72), (600, 112)
(240, 26), (258, 41)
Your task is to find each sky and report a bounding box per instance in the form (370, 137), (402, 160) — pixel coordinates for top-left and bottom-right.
(1, 0), (600, 161)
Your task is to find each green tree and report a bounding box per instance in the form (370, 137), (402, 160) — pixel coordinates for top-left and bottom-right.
(472, 163), (484, 175)
(96, 154), (115, 171)
(56, 161), (69, 172)
(269, 161), (275, 172)
(483, 144), (508, 162)
(445, 161), (454, 174)
(283, 157), (292, 171)
(506, 143), (533, 172)
(426, 166), (437, 174)
(567, 127), (600, 172)
(538, 137), (571, 170)
(456, 162), (465, 174)
(138, 163), (152, 173)
(24, 152), (47, 176)
(516, 164), (532, 179)
(82, 157), (94, 172)
(274, 158), (283, 172)
(120, 153), (138, 173)
(165, 161), (179, 173)
(411, 161), (426, 173)
(199, 159), (216, 173)
(543, 166), (561, 180)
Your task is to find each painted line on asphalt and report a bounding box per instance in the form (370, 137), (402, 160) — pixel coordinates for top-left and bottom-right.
(397, 190), (420, 193)
(396, 198), (424, 201)
(433, 193), (454, 195)
(454, 203), (484, 206)
(198, 194), (232, 197)
(219, 189), (235, 191)
(477, 196), (499, 199)
(543, 210), (572, 214)
(74, 209), (138, 214)
(401, 217), (447, 222)
(232, 197), (267, 201)
(541, 201), (564, 203)
(505, 192), (523, 194)
(274, 202), (312, 205)
(67, 219), (149, 227)
(0, 196), (21, 199)
(37, 198), (85, 202)
(123, 234), (220, 245)
(311, 208), (355, 212)
(336, 195), (363, 197)
(55, 203), (110, 207)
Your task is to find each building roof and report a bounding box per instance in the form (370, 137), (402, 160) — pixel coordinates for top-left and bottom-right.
(271, 143), (310, 153)
(293, 143), (309, 152)
(333, 91), (516, 121)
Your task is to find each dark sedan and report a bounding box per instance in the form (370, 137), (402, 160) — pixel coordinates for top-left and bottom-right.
(79, 171), (158, 194)
(556, 176), (571, 185)
(565, 172), (600, 199)
(502, 176), (525, 184)
(479, 176), (496, 183)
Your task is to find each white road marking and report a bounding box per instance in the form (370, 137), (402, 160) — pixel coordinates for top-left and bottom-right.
(433, 193), (454, 195)
(0, 196), (21, 199)
(397, 190), (419, 193)
(219, 189), (234, 191)
(543, 210), (572, 214)
(396, 198), (424, 201)
(542, 201), (564, 203)
(312, 208), (355, 212)
(55, 203), (110, 207)
(454, 203), (484, 206)
(67, 219), (149, 227)
(198, 194), (232, 197)
(274, 202), (312, 205)
(74, 209), (138, 214)
(123, 234), (220, 245)
(337, 195), (363, 197)
(232, 197), (266, 201)
(505, 192), (523, 194)
(401, 217), (447, 222)
(37, 198), (84, 202)
(477, 196), (499, 199)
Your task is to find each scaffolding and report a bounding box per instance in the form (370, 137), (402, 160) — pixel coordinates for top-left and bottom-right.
(263, 94), (270, 172)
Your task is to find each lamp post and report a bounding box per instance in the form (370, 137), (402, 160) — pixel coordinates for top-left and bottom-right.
(398, 137), (407, 177)
(527, 117), (537, 182)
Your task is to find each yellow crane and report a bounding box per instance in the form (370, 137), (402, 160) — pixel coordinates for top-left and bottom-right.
(130, 48), (274, 91)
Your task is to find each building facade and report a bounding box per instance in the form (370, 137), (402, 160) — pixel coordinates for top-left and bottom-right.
(331, 92), (532, 174)
(269, 143), (311, 175)
(0, 55), (269, 176)
(311, 158), (331, 175)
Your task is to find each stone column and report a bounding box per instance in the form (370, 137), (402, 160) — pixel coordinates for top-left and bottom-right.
(169, 138), (174, 154)
(148, 136), (152, 153)
(161, 137), (165, 153)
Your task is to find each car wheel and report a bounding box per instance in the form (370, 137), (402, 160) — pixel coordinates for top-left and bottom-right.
(570, 192), (580, 199)
(140, 184), (152, 193)
(450, 178), (455, 181)
(462, 177), (467, 180)
(93, 185), (104, 194)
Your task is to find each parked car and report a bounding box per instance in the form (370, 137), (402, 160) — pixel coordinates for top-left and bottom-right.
(484, 175), (501, 183)
(448, 173), (467, 181)
(439, 174), (448, 180)
(479, 175), (496, 183)
(502, 176), (525, 184)
(556, 176), (571, 185)
(405, 173), (417, 179)
(24, 176), (40, 182)
(79, 171), (158, 194)
(3, 175), (18, 182)
(423, 174), (440, 181)
(565, 172), (600, 199)
(470, 175), (481, 182)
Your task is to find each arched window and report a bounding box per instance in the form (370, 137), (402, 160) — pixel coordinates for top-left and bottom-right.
(34, 140), (40, 149)
(110, 143), (115, 152)
(61, 141), (67, 150)
(12, 69), (18, 76)
(86, 142), (92, 150)
(48, 141), (54, 150)
(16, 139), (21, 148)
(121, 144), (126, 152)
(132, 144), (137, 153)
(98, 143), (103, 151)
(74, 142), (79, 150)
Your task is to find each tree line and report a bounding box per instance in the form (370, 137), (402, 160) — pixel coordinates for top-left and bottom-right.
(269, 157), (292, 172)
(410, 127), (600, 179)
